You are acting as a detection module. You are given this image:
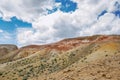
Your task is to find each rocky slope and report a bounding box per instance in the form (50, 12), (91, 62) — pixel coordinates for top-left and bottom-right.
(0, 35), (120, 80)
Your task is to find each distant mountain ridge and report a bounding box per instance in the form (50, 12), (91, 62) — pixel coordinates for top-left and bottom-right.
(0, 44), (18, 58)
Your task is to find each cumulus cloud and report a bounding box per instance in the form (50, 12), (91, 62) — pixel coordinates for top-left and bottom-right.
(80, 13), (118, 35)
(0, 0), (55, 21)
(0, 0), (120, 46)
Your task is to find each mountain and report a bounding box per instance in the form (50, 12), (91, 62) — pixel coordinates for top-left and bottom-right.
(0, 35), (120, 80)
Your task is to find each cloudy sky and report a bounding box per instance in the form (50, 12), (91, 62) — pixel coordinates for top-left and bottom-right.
(0, 0), (120, 47)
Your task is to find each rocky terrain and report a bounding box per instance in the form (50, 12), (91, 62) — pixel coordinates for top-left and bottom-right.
(0, 35), (120, 80)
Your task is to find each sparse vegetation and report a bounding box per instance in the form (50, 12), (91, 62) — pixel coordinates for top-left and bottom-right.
(0, 35), (120, 80)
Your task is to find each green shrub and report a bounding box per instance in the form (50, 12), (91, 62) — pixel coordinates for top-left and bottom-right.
(0, 72), (3, 76)
(23, 75), (28, 80)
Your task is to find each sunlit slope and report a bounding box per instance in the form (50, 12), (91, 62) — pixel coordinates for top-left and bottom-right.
(0, 35), (120, 80)
(0, 35), (119, 64)
(41, 41), (120, 80)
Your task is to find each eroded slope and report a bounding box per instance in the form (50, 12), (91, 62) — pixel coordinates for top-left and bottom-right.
(0, 35), (120, 80)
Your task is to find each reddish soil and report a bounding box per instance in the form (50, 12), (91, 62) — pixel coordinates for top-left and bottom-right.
(20, 35), (120, 51)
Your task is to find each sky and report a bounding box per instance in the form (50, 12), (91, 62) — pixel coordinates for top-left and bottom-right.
(0, 0), (120, 47)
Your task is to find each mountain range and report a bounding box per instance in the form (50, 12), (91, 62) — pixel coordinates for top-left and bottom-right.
(0, 35), (120, 80)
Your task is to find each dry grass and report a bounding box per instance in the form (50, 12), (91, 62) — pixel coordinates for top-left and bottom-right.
(0, 35), (120, 80)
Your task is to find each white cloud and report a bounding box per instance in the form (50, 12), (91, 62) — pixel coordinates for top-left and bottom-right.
(0, 0), (120, 46)
(0, 30), (14, 44)
(0, 29), (3, 33)
(80, 13), (117, 36)
(0, 0), (55, 21)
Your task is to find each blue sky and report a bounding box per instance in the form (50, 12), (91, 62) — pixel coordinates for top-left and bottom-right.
(47, 0), (77, 13)
(55, 0), (77, 12)
(0, 17), (32, 32)
(0, 0), (120, 46)
(0, 0), (77, 32)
